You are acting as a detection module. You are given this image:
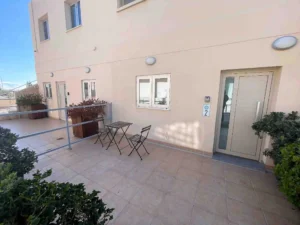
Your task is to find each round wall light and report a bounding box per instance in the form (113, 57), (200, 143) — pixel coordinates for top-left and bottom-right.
(85, 67), (91, 73)
(272, 36), (297, 50)
(50, 72), (54, 77)
(145, 56), (156, 66)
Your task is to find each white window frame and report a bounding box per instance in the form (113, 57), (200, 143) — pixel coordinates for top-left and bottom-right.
(82, 80), (96, 100)
(44, 83), (52, 99)
(38, 15), (50, 42)
(65, 0), (82, 31)
(136, 74), (171, 110)
(117, 0), (146, 11)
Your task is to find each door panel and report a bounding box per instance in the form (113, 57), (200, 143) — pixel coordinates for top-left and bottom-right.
(216, 72), (272, 160)
(57, 83), (67, 120)
(230, 75), (268, 157)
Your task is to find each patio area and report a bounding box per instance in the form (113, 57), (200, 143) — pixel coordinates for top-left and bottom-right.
(1, 118), (299, 225)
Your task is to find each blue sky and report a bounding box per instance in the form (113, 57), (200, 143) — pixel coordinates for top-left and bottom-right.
(0, 0), (36, 90)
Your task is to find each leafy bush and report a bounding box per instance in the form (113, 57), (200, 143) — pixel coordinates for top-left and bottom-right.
(0, 127), (114, 224)
(0, 168), (113, 225)
(68, 99), (107, 119)
(275, 143), (300, 208)
(252, 111), (300, 164)
(0, 127), (37, 177)
(16, 93), (44, 106)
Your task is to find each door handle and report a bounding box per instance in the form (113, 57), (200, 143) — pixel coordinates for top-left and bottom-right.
(255, 101), (261, 122)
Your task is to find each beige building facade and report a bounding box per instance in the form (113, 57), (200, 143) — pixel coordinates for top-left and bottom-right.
(29, 0), (300, 166)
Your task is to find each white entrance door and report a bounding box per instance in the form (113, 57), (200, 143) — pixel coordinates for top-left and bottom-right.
(57, 82), (68, 120)
(216, 72), (273, 160)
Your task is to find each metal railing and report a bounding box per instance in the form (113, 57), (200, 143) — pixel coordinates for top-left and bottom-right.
(0, 103), (112, 156)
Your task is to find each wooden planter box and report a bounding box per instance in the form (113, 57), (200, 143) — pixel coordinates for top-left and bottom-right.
(28, 104), (48, 120)
(71, 115), (99, 138)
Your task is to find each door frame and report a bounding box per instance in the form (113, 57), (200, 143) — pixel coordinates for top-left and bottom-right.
(56, 81), (67, 120)
(214, 70), (273, 161)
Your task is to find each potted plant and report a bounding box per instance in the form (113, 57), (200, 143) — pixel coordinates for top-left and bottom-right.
(67, 99), (107, 138)
(16, 93), (47, 119)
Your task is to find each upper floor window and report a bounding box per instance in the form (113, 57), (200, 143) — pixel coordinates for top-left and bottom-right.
(38, 14), (50, 41)
(65, 0), (82, 30)
(119, 0), (136, 7)
(82, 80), (96, 100)
(137, 74), (171, 110)
(44, 83), (52, 99)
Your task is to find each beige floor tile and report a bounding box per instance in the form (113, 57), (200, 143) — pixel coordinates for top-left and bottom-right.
(110, 160), (138, 176)
(226, 181), (260, 208)
(191, 206), (236, 225)
(95, 170), (125, 190)
(50, 167), (77, 182)
(111, 178), (142, 201)
(139, 157), (162, 170)
(80, 163), (109, 181)
(150, 216), (188, 225)
(155, 161), (181, 177)
(198, 175), (226, 195)
(224, 169), (252, 188)
(201, 160), (225, 178)
(181, 155), (202, 172)
(176, 167), (202, 187)
(96, 155), (122, 169)
(102, 192), (129, 223)
(68, 157), (99, 173)
(68, 174), (94, 186)
(170, 179), (197, 204)
(227, 198), (267, 225)
(114, 204), (153, 225)
(194, 187), (228, 217)
(157, 194), (193, 225)
(256, 191), (300, 223)
(264, 211), (299, 225)
(131, 185), (165, 215)
(146, 171), (175, 192)
(127, 167), (153, 184)
(55, 153), (83, 167)
(249, 171), (283, 197)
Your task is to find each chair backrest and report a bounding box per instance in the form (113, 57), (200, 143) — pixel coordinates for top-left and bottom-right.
(97, 115), (106, 127)
(140, 125), (151, 140)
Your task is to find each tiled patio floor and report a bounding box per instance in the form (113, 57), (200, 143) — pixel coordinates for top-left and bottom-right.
(1, 118), (299, 225)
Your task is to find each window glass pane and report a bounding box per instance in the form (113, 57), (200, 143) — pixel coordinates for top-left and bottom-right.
(123, 0), (135, 5)
(43, 21), (49, 40)
(71, 2), (81, 28)
(77, 1), (82, 25)
(49, 84), (52, 98)
(218, 77), (235, 150)
(91, 82), (96, 98)
(71, 4), (76, 28)
(154, 78), (168, 105)
(138, 79), (151, 104)
(83, 82), (89, 99)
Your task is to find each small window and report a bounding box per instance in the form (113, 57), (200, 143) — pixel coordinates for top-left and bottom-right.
(82, 80), (96, 100)
(137, 74), (170, 110)
(118, 0), (136, 7)
(44, 83), (52, 99)
(65, 1), (82, 30)
(39, 15), (50, 41)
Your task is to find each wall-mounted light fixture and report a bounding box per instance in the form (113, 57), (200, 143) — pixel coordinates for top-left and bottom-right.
(50, 72), (54, 77)
(272, 36), (297, 50)
(145, 56), (156, 66)
(85, 67), (91, 73)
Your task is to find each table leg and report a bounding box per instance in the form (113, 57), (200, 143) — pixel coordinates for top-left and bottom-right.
(119, 126), (133, 148)
(106, 128), (122, 155)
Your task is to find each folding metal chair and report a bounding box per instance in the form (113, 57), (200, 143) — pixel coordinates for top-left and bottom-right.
(94, 116), (111, 147)
(128, 125), (151, 160)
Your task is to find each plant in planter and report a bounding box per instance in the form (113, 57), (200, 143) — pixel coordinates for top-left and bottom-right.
(16, 93), (47, 119)
(68, 99), (107, 138)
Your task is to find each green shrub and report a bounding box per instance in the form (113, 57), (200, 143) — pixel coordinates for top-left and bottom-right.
(0, 128), (114, 225)
(0, 127), (37, 177)
(0, 168), (114, 225)
(16, 93), (44, 106)
(275, 143), (300, 208)
(252, 111), (300, 164)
